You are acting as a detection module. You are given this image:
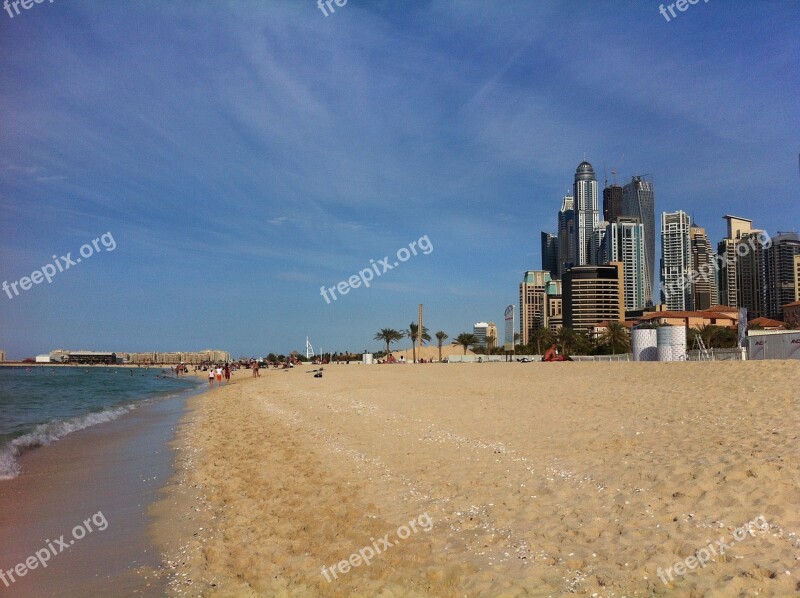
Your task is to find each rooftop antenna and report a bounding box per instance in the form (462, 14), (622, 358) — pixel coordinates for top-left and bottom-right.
(603, 160), (608, 187)
(611, 169), (618, 186)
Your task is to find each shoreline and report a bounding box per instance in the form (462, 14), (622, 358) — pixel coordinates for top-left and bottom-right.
(0, 378), (207, 597)
(151, 361), (800, 596)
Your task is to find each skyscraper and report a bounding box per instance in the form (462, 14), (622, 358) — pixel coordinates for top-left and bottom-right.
(557, 195), (575, 278)
(622, 176), (655, 305)
(591, 221), (608, 266)
(717, 215), (768, 318)
(602, 183), (623, 222)
(661, 211), (692, 310)
(763, 232), (800, 320)
(689, 224), (719, 310)
(540, 231), (559, 279)
(795, 255), (800, 302)
(519, 270), (562, 345)
(563, 263), (624, 333)
(601, 217), (647, 311)
(573, 161), (600, 267)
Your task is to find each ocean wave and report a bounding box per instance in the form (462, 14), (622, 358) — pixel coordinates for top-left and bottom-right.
(0, 405), (136, 480)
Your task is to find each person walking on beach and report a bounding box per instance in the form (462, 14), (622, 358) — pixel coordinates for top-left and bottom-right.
(252, 360), (259, 377)
(215, 365), (223, 387)
(208, 367), (214, 388)
(224, 363), (231, 383)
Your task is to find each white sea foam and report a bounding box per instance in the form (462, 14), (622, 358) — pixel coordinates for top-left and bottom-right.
(0, 405), (136, 480)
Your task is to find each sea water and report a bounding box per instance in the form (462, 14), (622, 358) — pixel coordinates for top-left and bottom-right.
(0, 366), (200, 480)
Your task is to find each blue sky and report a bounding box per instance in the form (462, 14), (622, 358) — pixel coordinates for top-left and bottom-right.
(1, 0), (798, 359)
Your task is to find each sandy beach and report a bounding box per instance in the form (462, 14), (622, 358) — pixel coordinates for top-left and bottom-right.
(153, 362), (800, 597)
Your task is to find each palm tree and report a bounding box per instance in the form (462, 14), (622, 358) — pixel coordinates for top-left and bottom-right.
(454, 333), (478, 355)
(555, 326), (579, 355)
(435, 331), (448, 362)
(406, 322), (431, 363)
(601, 322), (630, 355)
(374, 328), (404, 357)
(531, 328), (555, 355)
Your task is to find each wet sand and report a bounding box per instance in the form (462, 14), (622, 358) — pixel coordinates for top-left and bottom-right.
(155, 361), (800, 597)
(0, 386), (202, 597)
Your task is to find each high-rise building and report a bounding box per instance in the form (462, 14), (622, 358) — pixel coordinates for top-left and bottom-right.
(601, 217), (647, 311)
(540, 231), (559, 278)
(602, 183), (623, 222)
(661, 211), (693, 311)
(486, 322), (498, 348)
(0, 350), (5, 362)
(795, 254), (800, 302)
(557, 195), (575, 278)
(591, 221), (608, 265)
(763, 232), (800, 320)
(473, 322), (489, 346)
(473, 322), (499, 348)
(519, 270), (562, 345)
(690, 224), (719, 310)
(622, 176), (655, 305)
(563, 263), (624, 333)
(573, 161), (600, 267)
(717, 215), (767, 318)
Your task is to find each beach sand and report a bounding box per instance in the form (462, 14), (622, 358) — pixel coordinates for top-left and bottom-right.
(154, 362), (800, 597)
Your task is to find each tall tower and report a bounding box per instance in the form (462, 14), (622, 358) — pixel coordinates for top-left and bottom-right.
(557, 195), (575, 278)
(622, 176), (655, 305)
(540, 231), (559, 278)
(690, 224), (719, 310)
(602, 183), (623, 222)
(717, 215), (767, 318)
(573, 161), (599, 267)
(602, 217), (647, 311)
(661, 210), (692, 311)
(519, 271), (562, 345)
(763, 232), (800, 320)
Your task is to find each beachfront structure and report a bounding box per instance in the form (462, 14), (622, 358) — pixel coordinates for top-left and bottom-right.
(635, 305), (740, 330)
(661, 210), (693, 311)
(621, 176), (655, 305)
(763, 232), (800, 321)
(0, 350), (5, 362)
(49, 350), (121, 364)
(562, 263), (624, 334)
(519, 270), (562, 345)
(557, 195), (575, 278)
(35, 354), (51, 363)
(602, 182), (623, 223)
(784, 301), (800, 328)
(573, 161), (600, 268)
(118, 349), (231, 364)
(717, 215), (767, 319)
(600, 217), (647, 311)
(540, 232), (559, 278)
(690, 224), (719, 310)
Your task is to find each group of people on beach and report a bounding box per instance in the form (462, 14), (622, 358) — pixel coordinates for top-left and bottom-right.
(207, 364), (232, 387)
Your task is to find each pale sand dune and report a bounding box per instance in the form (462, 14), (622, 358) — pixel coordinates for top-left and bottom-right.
(152, 362), (800, 597)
